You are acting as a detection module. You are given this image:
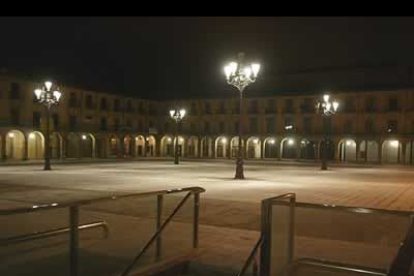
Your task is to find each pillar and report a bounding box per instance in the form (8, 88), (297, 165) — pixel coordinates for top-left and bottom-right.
(401, 142), (406, 165)
(355, 140), (361, 163)
(23, 134), (28, 161)
(1, 134), (6, 161)
(364, 140), (368, 163)
(378, 140), (382, 165)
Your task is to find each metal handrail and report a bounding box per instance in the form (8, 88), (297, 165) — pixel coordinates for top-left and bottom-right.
(237, 235), (263, 276)
(0, 186), (205, 216)
(0, 186), (205, 276)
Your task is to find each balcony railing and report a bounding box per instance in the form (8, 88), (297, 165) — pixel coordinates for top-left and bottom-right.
(0, 186), (205, 276)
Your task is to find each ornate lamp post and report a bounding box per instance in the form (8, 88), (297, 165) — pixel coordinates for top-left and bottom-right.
(169, 108), (186, 165)
(34, 81), (62, 170)
(316, 94), (339, 170)
(224, 52), (260, 179)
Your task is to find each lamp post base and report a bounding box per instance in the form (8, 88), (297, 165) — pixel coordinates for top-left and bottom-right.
(44, 164), (52, 171)
(234, 158), (245, 179)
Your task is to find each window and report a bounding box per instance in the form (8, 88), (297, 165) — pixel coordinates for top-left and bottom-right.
(234, 122), (239, 133)
(138, 121), (143, 131)
(149, 120), (154, 128)
(284, 99), (294, 113)
(149, 104), (157, 115)
(301, 98), (314, 113)
(190, 123), (196, 133)
(249, 100), (258, 114)
(69, 93), (77, 108)
(303, 117), (312, 133)
(100, 98), (108, 110)
(365, 97), (376, 112)
(266, 117), (275, 133)
(85, 95), (93, 109)
(114, 118), (120, 131)
(126, 119), (132, 128)
(204, 122), (210, 133)
(10, 109), (19, 125)
(100, 117), (108, 131)
(266, 99), (276, 114)
(249, 117), (258, 133)
(114, 99), (121, 112)
(190, 103), (197, 115)
(9, 83), (20, 100)
(387, 120), (398, 133)
(69, 116), (77, 130)
(233, 101), (240, 114)
(365, 119), (375, 133)
(219, 121), (225, 133)
(33, 112), (41, 128)
(52, 114), (59, 129)
(344, 98), (356, 112)
(389, 98), (399, 112)
(322, 117), (332, 133)
(205, 102), (211, 115)
(344, 120), (353, 133)
(126, 101), (133, 112)
(85, 116), (93, 122)
(138, 103), (145, 114)
(164, 122), (170, 132)
(219, 101), (226, 114)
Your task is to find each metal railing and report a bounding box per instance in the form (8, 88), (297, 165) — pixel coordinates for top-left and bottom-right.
(238, 193), (414, 276)
(0, 186), (205, 276)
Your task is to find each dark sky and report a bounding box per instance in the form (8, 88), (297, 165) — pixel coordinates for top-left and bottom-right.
(1, 17), (414, 99)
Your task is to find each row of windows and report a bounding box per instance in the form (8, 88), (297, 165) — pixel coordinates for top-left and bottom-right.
(182, 97), (404, 116)
(162, 118), (411, 134)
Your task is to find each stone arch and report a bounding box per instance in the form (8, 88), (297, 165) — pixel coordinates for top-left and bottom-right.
(81, 133), (95, 158)
(230, 136), (244, 158)
(382, 140), (400, 164)
(5, 130), (26, 160)
(161, 135), (174, 157)
(187, 136), (198, 157)
(338, 138), (357, 162)
(280, 137), (296, 159)
(246, 136), (261, 159)
(215, 136), (229, 158)
(146, 135), (156, 157)
(360, 140), (379, 163)
(27, 131), (44, 160)
(201, 136), (213, 158)
(263, 137), (278, 159)
(405, 141), (414, 165)
(135, 135), (146, 157)
(123, 135), (133, 156)
(107, 134), (120, 157)
(300, 138), (316, 160)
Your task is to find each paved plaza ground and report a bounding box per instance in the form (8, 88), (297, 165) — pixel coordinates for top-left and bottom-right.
(0, 159), (414, 275)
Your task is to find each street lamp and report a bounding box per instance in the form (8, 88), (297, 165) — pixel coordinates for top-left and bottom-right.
(224, 52), (260, 179)
(34, 81), (62, 170)
(316, 93), (339, 170)
(169, 107), (186, 164)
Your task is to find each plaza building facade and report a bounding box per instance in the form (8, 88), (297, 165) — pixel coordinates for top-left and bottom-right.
(1, 74), (414, 165)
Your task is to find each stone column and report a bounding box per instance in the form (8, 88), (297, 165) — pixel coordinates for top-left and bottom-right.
(378, 140), (382, 165)
(355, 140), (361, 163)
(198, 137), (202, 158)
(364, 140), (368, 163)
(23, 134), (28, 161)
(260, 139), (265, 159)
(315, 141), (320, 162)
(118, 134), (124, 158)
(1, 134), (5, 161)
(401, 142), (406, 165)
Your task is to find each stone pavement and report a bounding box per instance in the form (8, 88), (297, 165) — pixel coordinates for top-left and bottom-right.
(1, 160), (414, 275)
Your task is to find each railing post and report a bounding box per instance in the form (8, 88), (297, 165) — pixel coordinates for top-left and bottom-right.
(156, 194), (163, 260)
(69, 206), (79, 276)
(260, 200), (271, 276)
(193, 192), (200, 249)
(288, 196), (296, 264)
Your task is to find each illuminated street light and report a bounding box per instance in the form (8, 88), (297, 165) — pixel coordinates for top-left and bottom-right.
(34, 81), (62, 171)
(316, 93), (339, 170)
(224, 52), (260, 179)
(170, 107), (186, 165)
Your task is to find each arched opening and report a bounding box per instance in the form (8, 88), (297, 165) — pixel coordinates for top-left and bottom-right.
(230, 136), (244, 158)
(81, 133), (95, 158)
(27, 131), (44, 160)
(215, 136), (229, 158)
(382, 140), (400, 164)
(201, 137), (213, 158)
(146, 136), (156, 157)
(406, 141), (414, 165)
(280, 137), (296, 159)
(66, 133), (80, 158)
(108, 134), (120, 157)
(5, 130), (25, 160)
(0, 134), (2, 159)
(123, 135), (133, 156)
(300, 139), (316, 160)
(264, 138), (277, 159)
(319, 139), (335, 160)
(161, 135), (174, 157)
(187, 136), (198, 157)
(51, 133), (62, 159)
(175, 136), (185, 157)
(135, 135), (145, 157)
(246, 137), (261, 159)
(338, 139), (356, 162)
(360, 140), (379, 163)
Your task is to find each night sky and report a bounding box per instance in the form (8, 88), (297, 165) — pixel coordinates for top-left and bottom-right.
(1, 17), (414, 99)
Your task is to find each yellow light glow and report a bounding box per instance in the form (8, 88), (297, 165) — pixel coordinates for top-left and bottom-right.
(288, 139), (294, 145)
(29, 133), (35, 139)
(8, 133), (14, 138)
(82, 135), (87, 140)
(222, 138), (227, 144)
(390, 140), (399, 147)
